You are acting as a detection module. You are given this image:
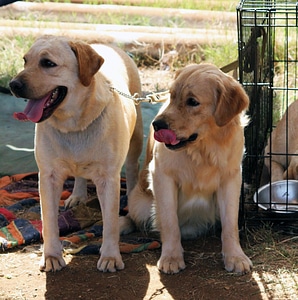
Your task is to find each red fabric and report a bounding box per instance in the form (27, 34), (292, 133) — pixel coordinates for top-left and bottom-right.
(0, 208), (16, 222)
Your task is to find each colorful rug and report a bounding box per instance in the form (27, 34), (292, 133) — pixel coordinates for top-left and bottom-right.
(0, 173), (160, 254)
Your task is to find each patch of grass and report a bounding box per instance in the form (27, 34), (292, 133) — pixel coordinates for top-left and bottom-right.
(1, 10), (221, 29)
(0, 36), (35, 88)
(43, 0), (239, 11)
(246, 224), (298, 298)
(203, 42), (238, 68)
(246, 223), (298, 264)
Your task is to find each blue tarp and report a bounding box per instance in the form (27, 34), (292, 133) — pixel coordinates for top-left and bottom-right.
(0, 92), (161, 176)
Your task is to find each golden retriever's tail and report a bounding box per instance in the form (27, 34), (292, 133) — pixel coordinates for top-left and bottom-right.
(119, 181), (154, 235)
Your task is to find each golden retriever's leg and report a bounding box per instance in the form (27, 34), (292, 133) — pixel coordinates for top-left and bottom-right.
(39, 173), (66, 272)
(64, 177), (88, 208)
(153, 175), (186, 274)
(217, 176), (252, 274)
(94, 175), (124, 272)
(125, 105), (143, 194)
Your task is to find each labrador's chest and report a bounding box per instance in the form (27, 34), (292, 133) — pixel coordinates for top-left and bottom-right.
(34, 118), (117, 175)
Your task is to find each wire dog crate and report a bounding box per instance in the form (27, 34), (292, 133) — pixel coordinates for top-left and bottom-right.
(237, 0), (298, 227)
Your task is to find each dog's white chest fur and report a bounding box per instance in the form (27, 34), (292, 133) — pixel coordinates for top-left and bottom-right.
(176, 192), (219, 239)
(148, 150), (221, 239)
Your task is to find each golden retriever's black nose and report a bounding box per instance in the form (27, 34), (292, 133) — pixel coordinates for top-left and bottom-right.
(9, 79), (24, 94)
(152, 119), (168, 131)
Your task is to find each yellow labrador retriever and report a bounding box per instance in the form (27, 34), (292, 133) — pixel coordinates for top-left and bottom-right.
(264, 100), (298, 181)
(120, 64), (252, 274)
(9, 35), (143, 272)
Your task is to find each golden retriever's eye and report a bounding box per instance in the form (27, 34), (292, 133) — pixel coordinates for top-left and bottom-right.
(186, 97), (200, 107)
(40, 59), (57, 68)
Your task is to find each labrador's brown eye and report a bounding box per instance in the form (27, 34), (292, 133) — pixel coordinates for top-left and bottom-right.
(40, 58), (57, 68)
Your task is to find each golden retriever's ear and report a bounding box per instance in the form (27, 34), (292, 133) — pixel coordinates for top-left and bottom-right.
(69, 41), (104, 86)
(214, 76), (249, 127)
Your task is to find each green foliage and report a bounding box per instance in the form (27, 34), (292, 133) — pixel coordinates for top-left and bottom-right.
(0, 36), (35, 88)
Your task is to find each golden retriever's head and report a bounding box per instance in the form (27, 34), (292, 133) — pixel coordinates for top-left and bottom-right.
(153, 64), (249, 150)
(9, 35), (104, 123)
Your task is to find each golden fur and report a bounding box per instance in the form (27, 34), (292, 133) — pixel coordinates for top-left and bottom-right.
(10, 35), (143, 272)
(264, 100), (298, 181)
(120, 64), (252, 274)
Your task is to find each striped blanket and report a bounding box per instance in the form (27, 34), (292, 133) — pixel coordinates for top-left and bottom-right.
(0, 173), (160, 254)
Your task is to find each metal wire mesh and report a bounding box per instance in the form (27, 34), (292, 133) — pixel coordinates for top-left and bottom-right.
(237, 0), (298, 227)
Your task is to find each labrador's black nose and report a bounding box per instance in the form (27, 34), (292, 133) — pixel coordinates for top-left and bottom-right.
(9, 79), (24, 94)
(152, 118), (168, 131)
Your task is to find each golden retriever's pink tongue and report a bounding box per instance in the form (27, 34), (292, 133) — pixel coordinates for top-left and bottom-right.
(13, 94), (50, 123)
(154, 129), (180, 145)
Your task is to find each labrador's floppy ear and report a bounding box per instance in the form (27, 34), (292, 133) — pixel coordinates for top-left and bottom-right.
(214, 74), (249, 127)
(69, 41), (104, 86)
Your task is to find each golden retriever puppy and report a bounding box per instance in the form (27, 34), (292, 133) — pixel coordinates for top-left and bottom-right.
(9, 35), (143, 272)
(120, 64), (252, 274)
(264, 100), (298, 181)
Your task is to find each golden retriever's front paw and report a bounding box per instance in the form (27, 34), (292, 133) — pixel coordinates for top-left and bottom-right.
(223, 254), (253, 274)
(157, 255), (186, 274)
(39, 255), (66, 272)
(97, 256), (125, 272)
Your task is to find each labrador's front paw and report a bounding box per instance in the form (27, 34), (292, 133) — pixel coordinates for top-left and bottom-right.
(39, 254), (66, 272)
(97, 255), (124, 272)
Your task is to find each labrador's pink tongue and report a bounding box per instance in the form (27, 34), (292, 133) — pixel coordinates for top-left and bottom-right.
(154, 129), (180, 145)
(13, 95), (50, 123)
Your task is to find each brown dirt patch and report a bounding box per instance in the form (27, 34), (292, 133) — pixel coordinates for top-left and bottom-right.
(0, 229), (297, 300)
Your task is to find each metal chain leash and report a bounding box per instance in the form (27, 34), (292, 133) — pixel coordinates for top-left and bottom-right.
(110, 86), (169, 105)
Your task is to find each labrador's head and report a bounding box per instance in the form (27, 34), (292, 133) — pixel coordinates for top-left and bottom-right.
(9, 35), (103, 123)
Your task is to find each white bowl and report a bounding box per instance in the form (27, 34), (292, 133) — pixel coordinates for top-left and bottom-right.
(254, 180), (298, 213)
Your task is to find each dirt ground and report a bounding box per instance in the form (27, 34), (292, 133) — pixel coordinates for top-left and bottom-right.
(1, 68), (298, 300)
(0, 234), (256, 300)
(0, 228), (297, 300)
